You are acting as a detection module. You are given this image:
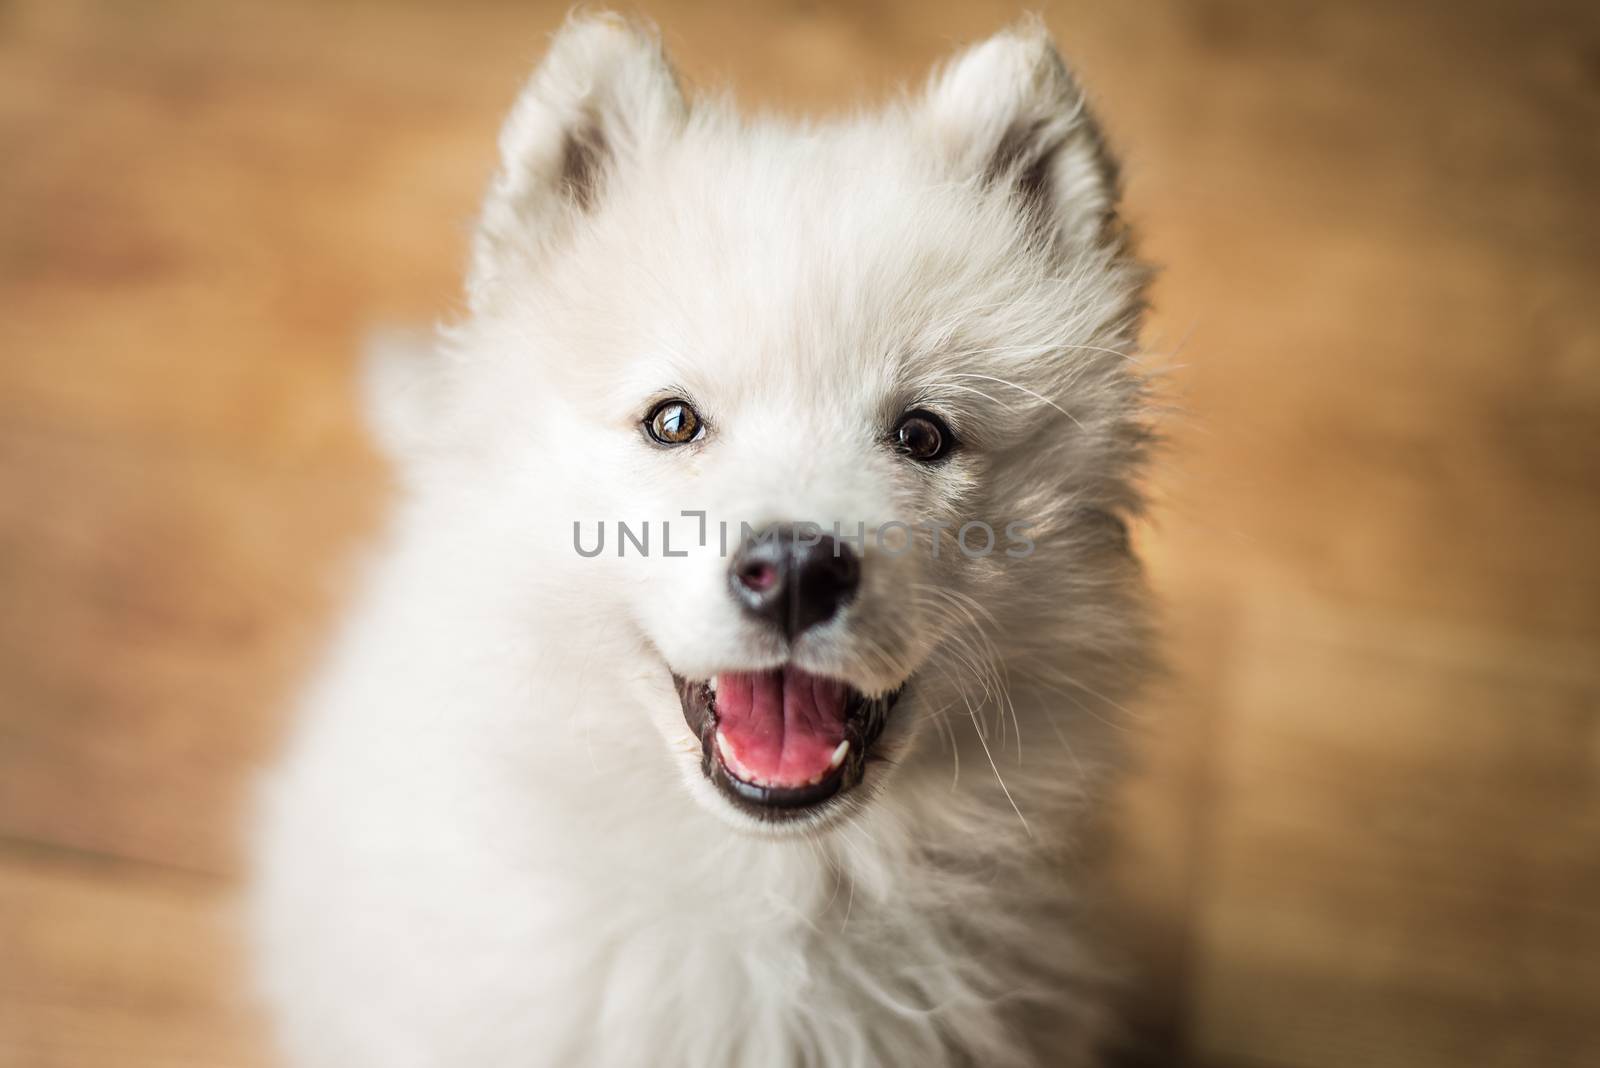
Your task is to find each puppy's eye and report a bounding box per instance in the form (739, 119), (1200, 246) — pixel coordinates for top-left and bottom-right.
(644, 399), (703, 445)
(893, 410), (955, 462)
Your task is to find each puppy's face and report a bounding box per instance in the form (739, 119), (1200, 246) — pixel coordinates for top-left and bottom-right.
(412, 19), (1148, 833)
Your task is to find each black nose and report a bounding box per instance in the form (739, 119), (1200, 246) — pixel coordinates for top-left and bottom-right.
(729, 523), (860, 638)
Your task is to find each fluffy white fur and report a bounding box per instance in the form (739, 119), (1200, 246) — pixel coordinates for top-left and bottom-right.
(253, 15), (1154, 1067)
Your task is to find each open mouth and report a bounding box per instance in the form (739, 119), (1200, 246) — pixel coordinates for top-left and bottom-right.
(675, 665), (902, 821)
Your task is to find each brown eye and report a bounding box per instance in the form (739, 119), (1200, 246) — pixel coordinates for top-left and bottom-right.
(645, 399), (703, 445)
(893, 410), (954, 462)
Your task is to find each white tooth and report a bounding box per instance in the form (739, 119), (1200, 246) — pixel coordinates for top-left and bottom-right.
(828, 740), (850, 769)
(707, 677), (718, 693)
(716, 730), (756, 783)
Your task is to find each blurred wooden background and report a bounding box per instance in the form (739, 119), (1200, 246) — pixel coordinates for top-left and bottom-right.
(2, 1), (1598, 1065)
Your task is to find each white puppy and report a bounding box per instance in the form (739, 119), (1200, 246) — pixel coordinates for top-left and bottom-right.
(253, 14), (1155, 1067)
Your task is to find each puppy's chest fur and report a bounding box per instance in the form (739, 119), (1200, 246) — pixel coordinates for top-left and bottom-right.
(542, 822), (1106, 1067)
(418, 748), (1105, 1067)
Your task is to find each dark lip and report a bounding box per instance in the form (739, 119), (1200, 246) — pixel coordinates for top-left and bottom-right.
(673, 672), (903, 823)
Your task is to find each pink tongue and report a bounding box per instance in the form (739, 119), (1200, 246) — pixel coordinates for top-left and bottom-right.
(715, 666), (848, 787)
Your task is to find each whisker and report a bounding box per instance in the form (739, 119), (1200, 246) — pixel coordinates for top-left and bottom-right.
(960, 683), (1033, 838)
(946, 372), (1086, 432)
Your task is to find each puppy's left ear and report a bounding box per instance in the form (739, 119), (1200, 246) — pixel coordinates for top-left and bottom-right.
(921, 20), (1122, 251)
(469, 15), (686, 311)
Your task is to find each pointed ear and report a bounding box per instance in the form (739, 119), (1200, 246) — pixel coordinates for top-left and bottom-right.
(921, 21), (1122, 250)
(468, 15), (686, 311)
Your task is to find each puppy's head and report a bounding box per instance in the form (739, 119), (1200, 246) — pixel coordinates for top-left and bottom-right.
(389, 16), (1150, 833)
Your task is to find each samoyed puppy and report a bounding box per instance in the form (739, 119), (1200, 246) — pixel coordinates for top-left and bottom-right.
(253, 14), (1155, 1067)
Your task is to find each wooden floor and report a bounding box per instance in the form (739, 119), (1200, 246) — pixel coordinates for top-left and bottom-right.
(3, 1), (1598, 1065)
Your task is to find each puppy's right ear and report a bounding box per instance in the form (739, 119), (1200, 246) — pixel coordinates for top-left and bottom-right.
(468, 15), (685, 312)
